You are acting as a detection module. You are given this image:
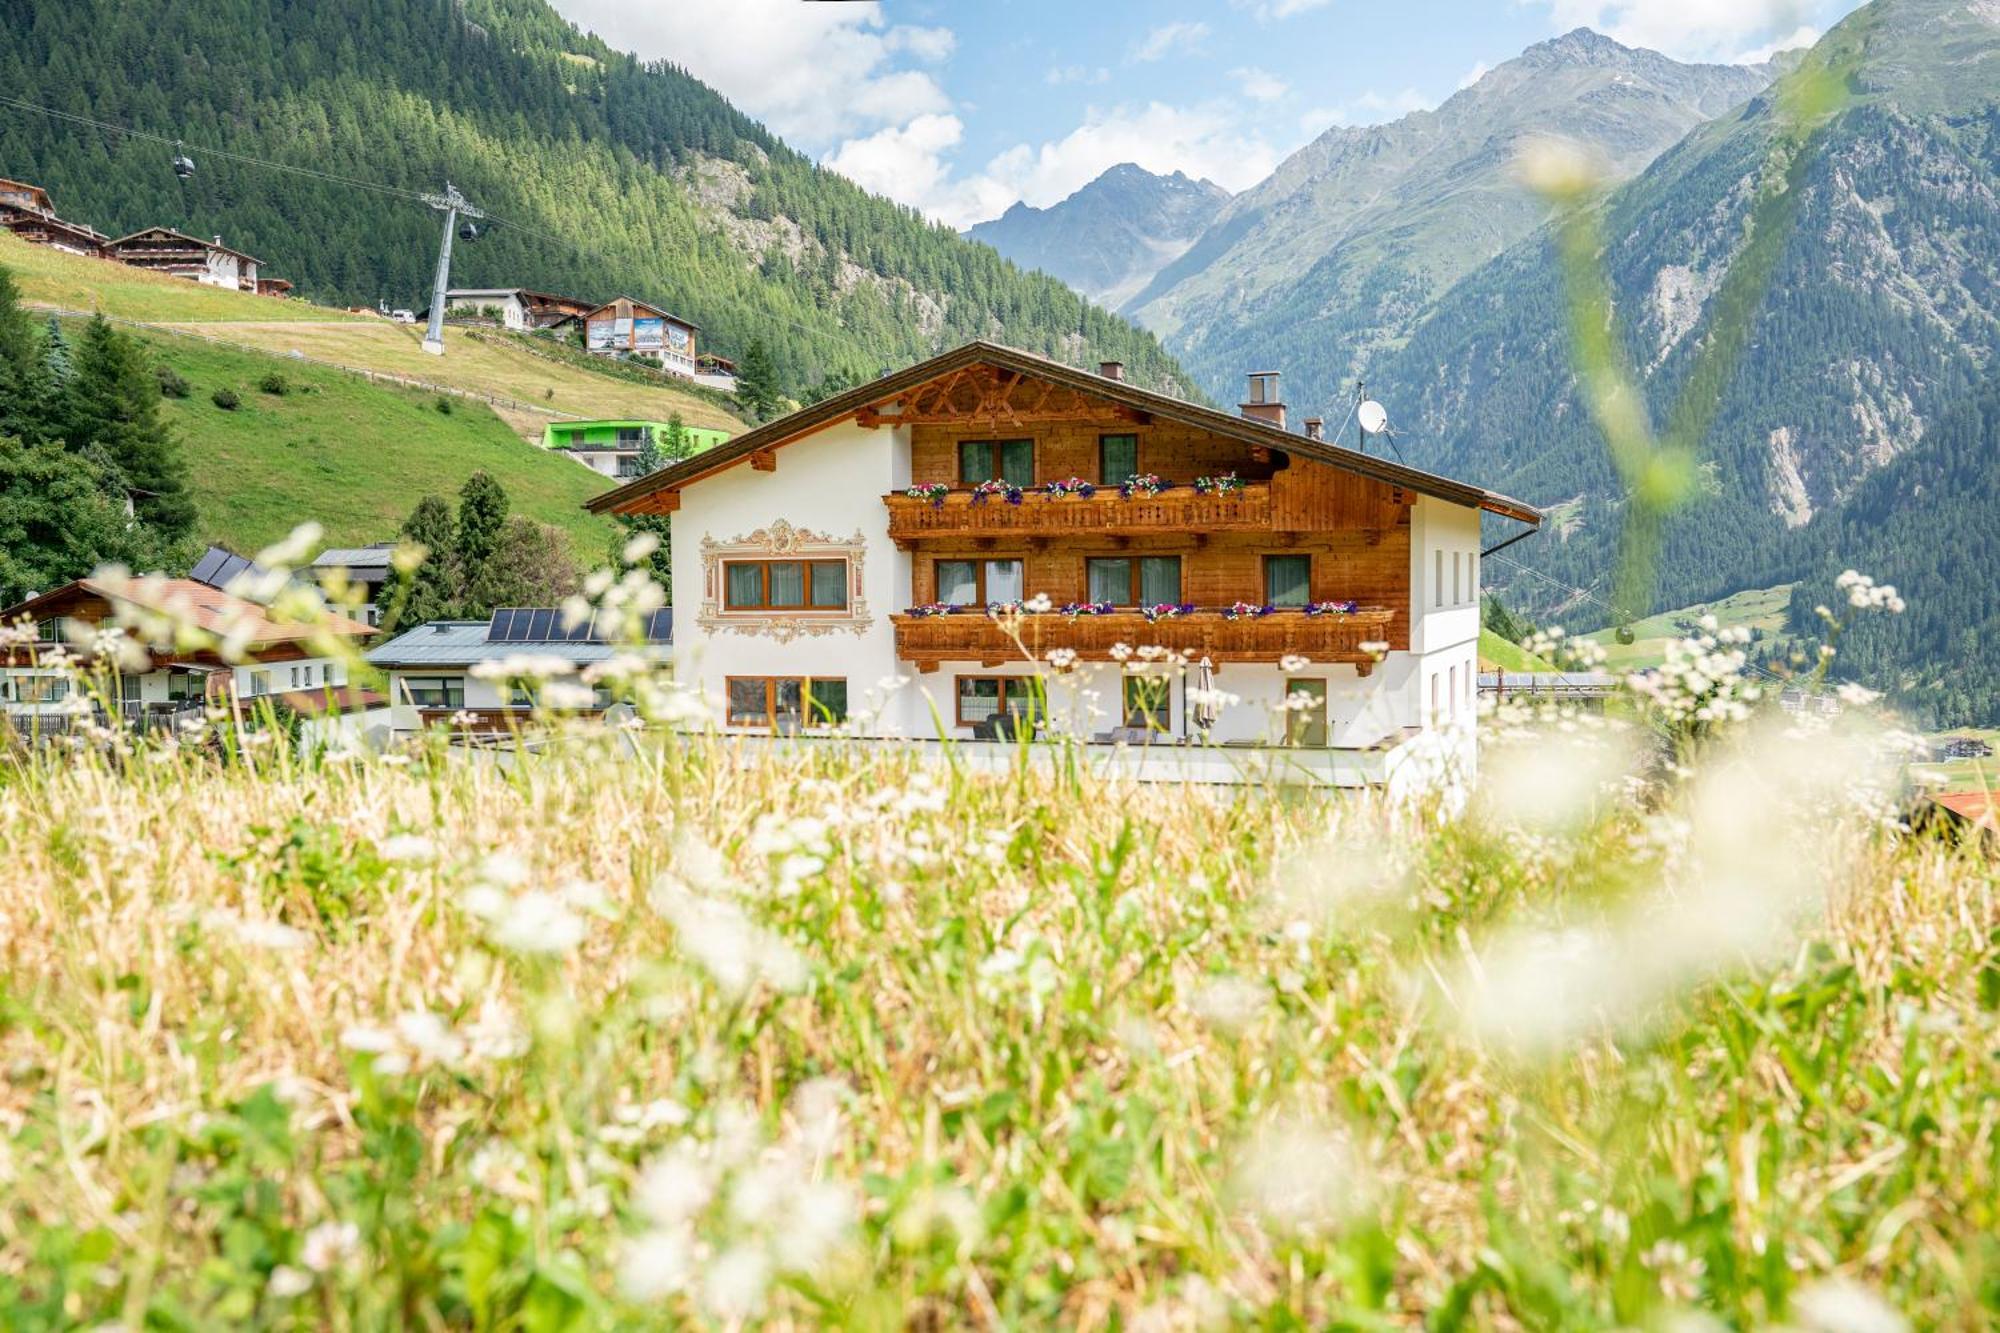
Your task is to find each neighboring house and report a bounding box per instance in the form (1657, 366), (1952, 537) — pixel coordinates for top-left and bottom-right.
(443, 287), (594, 331)
(256, 277), (295, 298)
(583, 297), (699, 378)
(0, 176), (110, 257)
(542, 419), (733, 479)
(695, 352), (739, 394)
(311, 545), (400, 627)
(586, 341), (1540, 786)
(0, 574), (373, 733)
(108, 227), (264, 291)
(366, 608), (673, 738)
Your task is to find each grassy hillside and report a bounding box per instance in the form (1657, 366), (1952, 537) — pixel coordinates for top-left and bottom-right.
(3, 234), (742, 436)
(133, 327), (619, 557)
(1580, 584), (1796, 670)
(1478, 629), (1556, 672)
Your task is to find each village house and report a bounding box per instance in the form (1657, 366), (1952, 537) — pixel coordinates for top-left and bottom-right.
(365, 607), (673, 739)
(583, 297), (699, 379)
(310, 544), (400, 626)
(0, 176), (110, 257)
(107, 227), (263, 291)
(542, 419), (733, 479)
(443, 287), (594, 332)
(0, 573), (374, 735)
(586, 341), (1541, 786)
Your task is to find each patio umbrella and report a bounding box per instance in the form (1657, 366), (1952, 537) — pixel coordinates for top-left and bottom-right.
(1193, 658), (1220, 732)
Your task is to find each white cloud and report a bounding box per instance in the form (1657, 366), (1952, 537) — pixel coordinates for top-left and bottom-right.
(1233, 0), (1335, 17)
(1131, 20), (1211, 62)
(1230, 67), (1291, 103)
(1458, 61), (1492, 91)
(1046, 64), (1112, 87)
(1352, 88), (1434, 119)
(546, 0), (949, 148)
(1534, 0), (1818, 63)
(829, 100), (1281, 231)
(1732, 24), (1821, 64)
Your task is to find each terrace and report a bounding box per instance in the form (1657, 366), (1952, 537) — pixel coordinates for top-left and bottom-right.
(884, 483), (1276, 544)
(890, 605), (1397, 671)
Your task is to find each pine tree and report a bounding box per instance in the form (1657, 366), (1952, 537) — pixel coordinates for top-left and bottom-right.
(42, 314), (72, 386)
(64, 314), (197, 544)
(661, 413), (692, 462)
(454, 469), (514, 616)
(387, 494), (458, 630)
(735, 338), (781, 422)
(0, 434), (136, 606)
(0, 265), (48, 444)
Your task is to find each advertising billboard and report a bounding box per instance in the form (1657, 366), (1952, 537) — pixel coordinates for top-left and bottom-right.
(633, 317), (665, 351)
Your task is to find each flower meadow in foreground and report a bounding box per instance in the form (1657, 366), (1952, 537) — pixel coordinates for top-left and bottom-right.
(0, 549), (1991, 1328)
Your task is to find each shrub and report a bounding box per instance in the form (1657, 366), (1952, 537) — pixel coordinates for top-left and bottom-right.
(435, 396), (455, 415)
(258, 372), (290, 397)
(211, 387), (241, 411)
(156, 365), (191, 399)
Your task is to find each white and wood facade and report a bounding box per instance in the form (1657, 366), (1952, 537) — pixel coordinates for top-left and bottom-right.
(589, 342), (1537, 784)
(583, 297), (699, 378)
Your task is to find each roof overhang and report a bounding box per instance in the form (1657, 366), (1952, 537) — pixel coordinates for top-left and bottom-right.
(585, 340), (1541, 525)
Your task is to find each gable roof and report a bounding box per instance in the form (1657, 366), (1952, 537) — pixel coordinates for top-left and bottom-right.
(584, 296), (697, 330)
(3, 576), (372, 648)
(585, 340), (1540, 524)
(0, 177), (53, 210)
(110, 227), (263, 266)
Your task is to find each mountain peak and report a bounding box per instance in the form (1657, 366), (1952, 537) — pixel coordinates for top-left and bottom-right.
(1522, 27), (1635, 65)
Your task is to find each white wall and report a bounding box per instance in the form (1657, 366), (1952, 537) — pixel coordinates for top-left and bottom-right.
(670, 420), (908, 731)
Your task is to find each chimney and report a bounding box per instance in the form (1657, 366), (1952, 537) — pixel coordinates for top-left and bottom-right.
(1303, 417), (1325, 442)
(1239, 371), (1286, 429)
(1098, 360), (1126, 381)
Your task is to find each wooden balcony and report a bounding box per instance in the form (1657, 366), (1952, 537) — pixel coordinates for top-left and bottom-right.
(884, 484), (1275, 545)
(891, 607), (1397, 671)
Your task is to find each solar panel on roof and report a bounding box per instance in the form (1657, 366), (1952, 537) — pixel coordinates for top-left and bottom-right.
(528, 609), (555, 640)
(486, 610), (513, 642)
(647, 609), (674, 643)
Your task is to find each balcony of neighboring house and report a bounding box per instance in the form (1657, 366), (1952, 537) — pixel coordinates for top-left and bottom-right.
(885, 480), (1276, 545)
(890, 605), (1398, 672)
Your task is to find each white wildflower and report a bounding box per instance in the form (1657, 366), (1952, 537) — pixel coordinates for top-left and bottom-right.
(1280, 653), (1311, 673)
(266, 1265), (313, 1299)
(300, 1220), (361, 1273)
(618, 1228), (694, 1302)
(621, 532), (661, 565)
(1792, 1278), (1908, 1333)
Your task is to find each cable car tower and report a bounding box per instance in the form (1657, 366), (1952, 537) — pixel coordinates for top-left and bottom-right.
(419, 181), (485, 356)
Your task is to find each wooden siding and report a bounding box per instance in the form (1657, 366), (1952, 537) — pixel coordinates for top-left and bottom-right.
(892, 608), (1397, 670)
(910, 415), (1281, 487)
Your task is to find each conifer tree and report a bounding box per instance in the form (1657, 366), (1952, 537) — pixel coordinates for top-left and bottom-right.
(454, 470), (513, 616)
(387, 494), (459, 630)
(64, 315), (197, 543)
(735, 338), (781, 422)
(0, 265), (48, 444)
(0, 434), (135, 606)
(42, 315), (72, 387)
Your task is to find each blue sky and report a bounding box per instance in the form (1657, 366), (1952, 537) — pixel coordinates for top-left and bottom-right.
(550, 0), (1864, 228)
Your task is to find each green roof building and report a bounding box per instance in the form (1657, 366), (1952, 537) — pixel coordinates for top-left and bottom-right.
(542, 419), (732, 480)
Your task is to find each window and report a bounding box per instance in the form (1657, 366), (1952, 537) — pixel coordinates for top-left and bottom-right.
(1449, 665), (1459, 719)
(1453, 552), (1463, 606)
(512, 682), (614, 709)
(1086, 556), (1181, 606)
(10, 675), (69, 704)
(615, 427), (647, 448)
(1430, 673), (1440, 722)
(1285, 678), (1328, 747)
(37, 617), (65, 643)
(958, 438), (1034, 487)
(1098, 433), (1139, 484)
(617, 456), (645, 479)
(723, 559), (849, 611)
(956, 676), (1043, 727)
(247, 670), (272, 698)
(726, 677), (848, 729)
(1264, 554), (1312, 608)
(1435, 550), (1445, 609)
(404, 676), (465, 709)
(1123, 675), (1171, 731)
(167, 674), (204, 703)
(936, 559), (1024, 606)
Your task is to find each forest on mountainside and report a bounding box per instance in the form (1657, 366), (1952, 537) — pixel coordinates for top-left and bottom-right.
(0, 0), (1193, 401)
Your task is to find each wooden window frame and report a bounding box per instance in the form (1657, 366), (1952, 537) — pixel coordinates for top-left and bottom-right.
(1097, 432), (1140, 485)
(1263, 553), (1313, 608)
(933, 557), (1025, 607)
(724, 676), (849, 729)
(953, 675), (1042, 729)
(1085, 554), (1182, 608)
(956, 438), (1036, 487)
(721, 558), (850, 613)
(403, 675), (465, 710)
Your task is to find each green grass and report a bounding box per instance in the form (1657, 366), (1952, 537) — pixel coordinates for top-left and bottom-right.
(1908, 726), (2000, 795)
(1580, 583), (1798, 669)
(4, 232), (743, 437)
(145, 330), (619, 558)
(1479, 628), (1556, 672)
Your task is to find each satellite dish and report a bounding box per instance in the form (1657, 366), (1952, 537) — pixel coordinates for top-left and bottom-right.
(1356, 400), (1389, 436)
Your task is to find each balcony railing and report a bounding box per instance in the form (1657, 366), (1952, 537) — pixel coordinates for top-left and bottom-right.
(891, 607), (1397, 671)
(884, 484), (1275, 543)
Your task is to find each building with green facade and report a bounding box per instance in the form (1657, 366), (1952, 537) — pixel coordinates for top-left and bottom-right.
(542, 420), (733, 480)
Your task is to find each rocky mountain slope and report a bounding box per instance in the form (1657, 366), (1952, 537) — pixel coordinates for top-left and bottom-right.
(1375, 0), (2000, 723)
(966, 165), (1230, 310)
(1127, 30), (1777, 411)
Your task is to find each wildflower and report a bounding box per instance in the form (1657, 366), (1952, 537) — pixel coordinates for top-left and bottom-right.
(300, 1220), (361, 1273)
(481, 889), (588, 956)
(1836, 682), (1882, 707)
(380, 833), (436, 864)
(1792, 1278), (1909, 1333)
(1109, 642), (1133, 662)
(1024, 593), (1053, 614)
(266, 1265), (313, 1299)
(1515, 135), (1603, 200)
(255, 521), (325, 570)
(703, 1247), (772, 1322)
(1047, 648), (1077, 671)
(622, 532), (661, 565)
(1358, 640), (1390, 657)
(618, 1228), (695, 1301)
(1280, 653), (1311, 673)
(394, 1010), (466, 1068)
(1231, 1117), (1371, 1235)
